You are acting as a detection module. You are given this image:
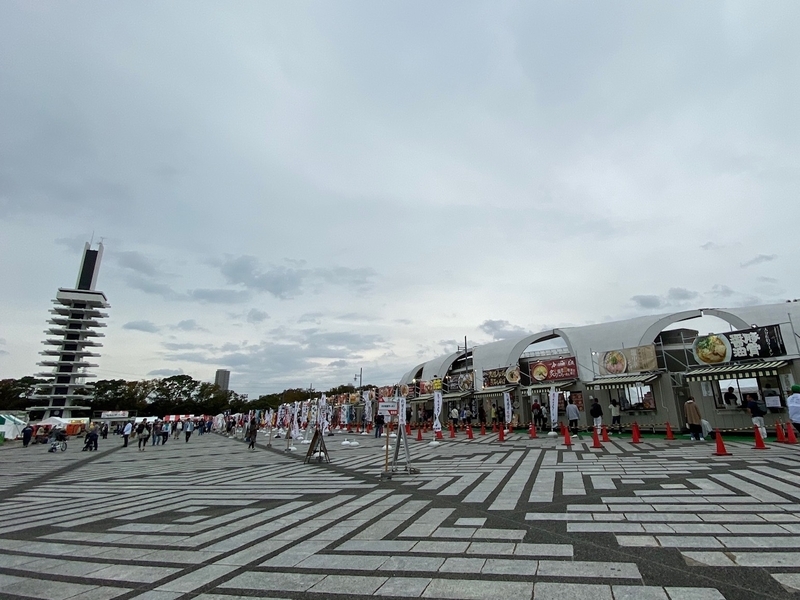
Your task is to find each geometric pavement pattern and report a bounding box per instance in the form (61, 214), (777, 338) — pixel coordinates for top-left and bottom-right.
(2, 430), (800, 599)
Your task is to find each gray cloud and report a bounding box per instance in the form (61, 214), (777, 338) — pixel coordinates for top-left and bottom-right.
(700, 242), (721, 250)
(741, 254), (777, 268)
(631, 295), (663, 309)
(114, 250), (160, 277)
(147, 368), (184, 377)
(246, 308), (269, 323)
(187, 288), (251, 304)
(709, 284), (736, 298)
(479, 320), (531, 341)
(666, 287), (699, 301)
(171, 319), (206, 332)
(123, 320), (160, 333)
(298, 313), (324, 324)
(758, 276), (779, 283)
(328, 359), (348, 367)
(219, 256), (377, 299)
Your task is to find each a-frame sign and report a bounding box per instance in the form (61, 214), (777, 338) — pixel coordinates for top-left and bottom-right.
(304, 425), (330, 464)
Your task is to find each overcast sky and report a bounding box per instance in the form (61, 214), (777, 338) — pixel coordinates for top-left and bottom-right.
(1, 1), (798, 396)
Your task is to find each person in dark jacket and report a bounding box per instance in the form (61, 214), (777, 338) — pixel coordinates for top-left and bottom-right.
(589, 397), (603, 434)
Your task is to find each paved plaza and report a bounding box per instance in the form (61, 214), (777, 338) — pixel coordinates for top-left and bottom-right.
(3, 430), (800, 599)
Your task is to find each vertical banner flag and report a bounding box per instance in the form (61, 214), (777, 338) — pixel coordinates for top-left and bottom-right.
(549, 386), (558, 430)
(363, 391), (372, 422)
(433, 377), (443, 433)
(292, 401), (300, 439)
(503, 391), (512, 425)
(301, 402), (308, 425)
(398, 395), (407, 426)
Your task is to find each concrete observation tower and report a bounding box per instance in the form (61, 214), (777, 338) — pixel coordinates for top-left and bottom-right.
(27, 243), (110, 421)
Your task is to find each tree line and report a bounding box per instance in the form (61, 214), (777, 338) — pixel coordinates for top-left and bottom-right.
(0, 375), (370, 417)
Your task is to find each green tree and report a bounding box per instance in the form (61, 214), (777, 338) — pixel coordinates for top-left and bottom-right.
(0, 377), (46, 411)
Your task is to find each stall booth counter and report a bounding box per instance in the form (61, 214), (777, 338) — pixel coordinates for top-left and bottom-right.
(586, 372), (665, 430)
(687, 360), (794, 431)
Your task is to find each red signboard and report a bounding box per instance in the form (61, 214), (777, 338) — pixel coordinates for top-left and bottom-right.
(529, 357), (578, 382)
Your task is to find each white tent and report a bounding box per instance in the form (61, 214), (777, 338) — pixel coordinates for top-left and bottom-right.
(35, 416), (71, 428)
(0, 414), (26, 440)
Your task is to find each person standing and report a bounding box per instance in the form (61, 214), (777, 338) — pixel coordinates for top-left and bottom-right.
(589, 397), (603, 434)
(122, 421), (132, 447)
(21, 423), (34, 448)
(161, 421), (170, 445)
(746, 393), (767, 440)
(478, 405), (486, 427)
(684, 396), (704, 440)
(174, 419), (183, 440)
(450, 406), (459, 430)
(374, 413), (385, 438)
(247, 418), (258, 450)
(490, 404), (497, 426)
(609, 399), (621, 434)
(101, 423), (108, 440)
(788, 385), (800, 436)
(184, 419), (194, 442)
(723, 386), (738, 407)
(151, 421), (161, 446)
(566, 398), (580, 438)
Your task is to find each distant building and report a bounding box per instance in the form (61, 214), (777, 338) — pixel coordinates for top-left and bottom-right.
(215, 369), (230, 391)
(28, 243), (109, 421)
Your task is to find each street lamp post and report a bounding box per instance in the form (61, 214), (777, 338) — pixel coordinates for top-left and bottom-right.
(354, 368), (362, 390)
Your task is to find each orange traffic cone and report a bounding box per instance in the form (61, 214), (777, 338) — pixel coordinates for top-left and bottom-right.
(631, 422), (642, 444)
(480, 423), (486, 436)
(713, 430), (732, 456)
(406, 423), (411, 436)
(416, 426), (423, 442)
(776, 422), (787, 443)
(449, 423), (456, 438)
(367, 423), (372, 433)
(529, 422), (537, 439)
(601, 425), (610, 442)
(591, 427), (602, 449)
(435, 428), (443, 440)
(665, 422), (675, 440)
(492, 422), (498, 433)
(563, 425), (572, 447)
(787, 421), (798, 445)
(753, 425), (768, 449)
(467, 425), (474, 440)
(498, 426), (505, 442)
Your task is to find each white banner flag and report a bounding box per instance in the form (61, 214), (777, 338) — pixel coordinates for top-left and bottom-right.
(549, 387), (558, 429)
(398, 396), (407, 426)
(433, 390), (443, 432)
(503, 391), (512, 425)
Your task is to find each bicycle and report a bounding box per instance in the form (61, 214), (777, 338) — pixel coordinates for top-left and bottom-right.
(49, 439), (67, 452)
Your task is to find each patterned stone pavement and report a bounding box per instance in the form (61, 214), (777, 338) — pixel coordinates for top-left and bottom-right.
(2, 428), (800, 599)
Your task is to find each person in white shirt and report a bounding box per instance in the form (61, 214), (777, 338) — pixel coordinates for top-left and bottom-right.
(609, 400), (621, 434)
(787, 385), (800, 436)
(122, 421), (132, 448)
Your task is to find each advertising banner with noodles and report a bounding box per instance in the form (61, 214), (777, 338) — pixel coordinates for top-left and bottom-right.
(598, 345), (658, 376)
(692, 325), (786, 366)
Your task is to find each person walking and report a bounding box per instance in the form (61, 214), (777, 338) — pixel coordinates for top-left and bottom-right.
(478, 405), (486, 427)
(450, 406), (459, 430)
(184, 419), (194, 442)
(589, 397), (603, 434)
(174, 419), (183, 440)
(247, 418), (258, 450)
(101, 423), (108, 440)
(21, 423), (34, 448)
(746, 393), (768, 440)
(137, 421), (150, 451)
(788, 385), (800, 436)
(684, 396), (704, 440)
(122, 421), (132, 447)
(151, 421), (161, 446)
(565, 398), (580, 438)
(161, 421), (170, 445)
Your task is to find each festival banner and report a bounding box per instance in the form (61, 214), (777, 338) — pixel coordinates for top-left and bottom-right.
(433, 390), (443, 432)
(503, 391), (512, 424)
(549, 387), (559, 430)
(398, 396), (407, 426)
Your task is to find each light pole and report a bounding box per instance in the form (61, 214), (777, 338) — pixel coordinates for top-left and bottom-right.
(354, 368), (362, 390)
